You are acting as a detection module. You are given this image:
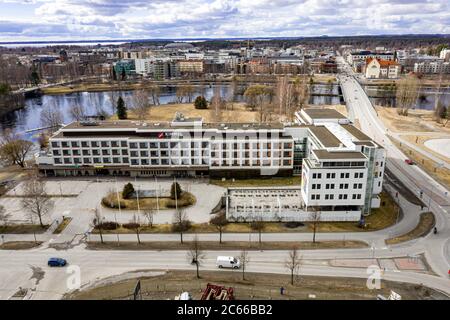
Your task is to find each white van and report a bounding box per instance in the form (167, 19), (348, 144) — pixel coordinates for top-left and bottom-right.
(216, 256), (240, 269)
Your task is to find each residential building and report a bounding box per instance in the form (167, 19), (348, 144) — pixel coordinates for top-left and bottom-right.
(364, 58), (400, 79)
(414, 61), (450, 74)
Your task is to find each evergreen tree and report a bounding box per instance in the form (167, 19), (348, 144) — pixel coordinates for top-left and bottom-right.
(194, 96), (208, 109)
(122, 182), (135, 199)
(170, 182), (182, 200)
(117, 96), (127, 119)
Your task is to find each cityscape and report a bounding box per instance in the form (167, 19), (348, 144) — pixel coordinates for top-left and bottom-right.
(0, 0), (449, 307)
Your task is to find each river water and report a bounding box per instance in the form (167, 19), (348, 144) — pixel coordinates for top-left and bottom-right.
(0, 84), (342, 139)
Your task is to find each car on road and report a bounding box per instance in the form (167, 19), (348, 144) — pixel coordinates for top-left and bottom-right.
(48, 257), (67, 267)
(216, 256), (240, 269)
(405, 159), (414, 165)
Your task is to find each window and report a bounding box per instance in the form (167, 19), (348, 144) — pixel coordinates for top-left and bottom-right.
(339, 183), (349, 189)
(81, 141), (89, 148)
(325, 194), (334, 200)
(130, 142), (137, 149)
(91, 141), (99, 148)
(326, 173), (336, 179)
(101, 141), (109, 148)
(139, 142), (148, 148)
(51, 142), (59, 148)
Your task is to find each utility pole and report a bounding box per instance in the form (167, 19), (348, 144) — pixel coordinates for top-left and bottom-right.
(114, 178), (121, 245)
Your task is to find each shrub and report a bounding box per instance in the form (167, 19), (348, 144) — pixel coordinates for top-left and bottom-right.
(194, 96), (208, 109)
(123, 222), (140, 229)
(122, 182), (135, 199)
(98, 221), (119, 230)
(284, 221), (304, 228)
(171, 220), (191, 233)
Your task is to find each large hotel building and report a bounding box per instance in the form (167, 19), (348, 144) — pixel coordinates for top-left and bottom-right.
(36, 108), (386, 217)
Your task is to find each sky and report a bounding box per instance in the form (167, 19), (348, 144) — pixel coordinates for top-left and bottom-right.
(0, 0), (449, 42)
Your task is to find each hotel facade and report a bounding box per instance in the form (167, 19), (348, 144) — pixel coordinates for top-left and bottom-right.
(36, 108), (386, 218)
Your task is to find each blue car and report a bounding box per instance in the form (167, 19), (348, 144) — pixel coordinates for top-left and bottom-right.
(48, 257), (67, 267)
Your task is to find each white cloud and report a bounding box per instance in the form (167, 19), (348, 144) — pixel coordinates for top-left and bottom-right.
(0, 0), (449, 41)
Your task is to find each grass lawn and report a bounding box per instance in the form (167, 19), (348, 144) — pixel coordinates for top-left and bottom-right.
(87, 240), (367, 251)
(65, 270), (446, 300)
(313, 191), (398, 232)
(94, 222), (307, 234)
(0, 224), (48, 234)
(53, 217), (73, 234)
(386, 212), (435, 245)
(210, 176), (301, 188)
(102, 191), (196, 210)
(0, 241), (42, 250)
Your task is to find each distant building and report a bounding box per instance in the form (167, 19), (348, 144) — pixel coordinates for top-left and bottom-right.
(178, 59), (204, 74)
(440, 49), (450, 62)
(414, 61), (450, 74)
(113, 59), (135, 77)
(364, 58), (400, 79)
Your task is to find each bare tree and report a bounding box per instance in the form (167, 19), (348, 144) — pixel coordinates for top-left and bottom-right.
(142, 209), (155, 228)
(0, 129), (33, 168)
(69, 103), (86, 121)
(107, 90), (121, 114)
(294, 76), (310, 114)
(210, 212), (228, 244)
(239, 249), (250, 281)
(396, 75), (421, 116)
(276, 75), (288, 117)
(187, 235), (205, 279)
(21, 174), (53, 228)
(148, 85), (160, 105)
(91, 207), (104, 244)
(172, 208), (191, 244)
(210, 85), (224, 122)
(250, 215), (265, 244)
(131, 89), (149, 120)
(129, 214), (142, 244)
(40, 103), (63, 131)
(309, 208), (321, 244)
(285, 247), (302, 285)
(0, 205), (11, 227)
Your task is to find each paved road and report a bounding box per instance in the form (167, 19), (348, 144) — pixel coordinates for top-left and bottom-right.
(337, 56), (450, 278)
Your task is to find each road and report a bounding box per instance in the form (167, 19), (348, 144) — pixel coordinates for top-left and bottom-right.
(337, 56), (450, 278)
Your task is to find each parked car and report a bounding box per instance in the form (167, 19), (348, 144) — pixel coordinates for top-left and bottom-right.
(216, 256), (240, 269)
(48, 257), (67, 267)
(405, 159), (414, 165)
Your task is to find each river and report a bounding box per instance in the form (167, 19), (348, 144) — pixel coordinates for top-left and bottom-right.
(0, 84), (342, 139)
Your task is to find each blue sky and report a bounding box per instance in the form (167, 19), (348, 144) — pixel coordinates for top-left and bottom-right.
(0, 0), (449, 42)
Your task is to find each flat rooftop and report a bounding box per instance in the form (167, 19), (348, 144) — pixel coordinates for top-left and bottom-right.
(312, 150), (367, 160)
(308, 126), (342, 148)
(62, 120), (286, 131)
(340, 124), (371, 141)
(302, 108), (347, 120)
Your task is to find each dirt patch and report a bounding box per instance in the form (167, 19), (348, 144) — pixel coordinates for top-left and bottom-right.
(0, 241), (42, 250)
(64, 270), (448, 300)
(0, 224), (48, 234)
(386, 212), (435, 245)
(110, 102), (260, 123)
(376, 106), (448, 133)
(86, 240), (367, 251)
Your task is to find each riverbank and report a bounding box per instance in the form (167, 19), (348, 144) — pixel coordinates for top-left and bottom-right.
(41, 75), (338, 95)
